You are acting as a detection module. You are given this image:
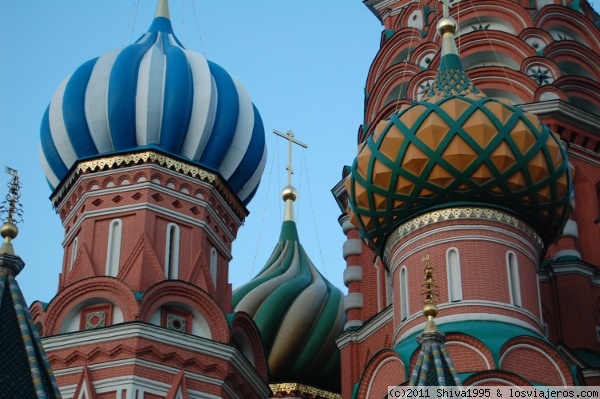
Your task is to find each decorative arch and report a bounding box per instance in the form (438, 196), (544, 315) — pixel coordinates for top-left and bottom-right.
(499, 336), (573, 385)
(356, 349), (407, 399)
(455, 31), (537, 71)
(544, 41), (600, 80)
(366, 28), (424, 92)
(43, 277), (138, 335)
(468, 67), (538, 104)
(106, 219), (122, 277)
(400, 266), (409, 321)
(450, 0), (533, 36)
(521, 56), (561, 86)
(554, 76), (600, 116)
(229, 312), (268, 379)
(445, 333), (495, 372)
(506, 251), (522, 307)
(536, 5), (600, 49)
(519, 28), (554, 52)
(210, 247), (218, 289)
(366, 63), (422, 122)
(534, 85), (568, 102)
(464, 369), (533, 386)
(139, 280), (230, 343)
(165, 223), (180, 280)
(446, 247), (463, 303)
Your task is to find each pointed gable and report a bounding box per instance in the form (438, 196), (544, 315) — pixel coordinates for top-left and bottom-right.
(0, 254), (62, 398)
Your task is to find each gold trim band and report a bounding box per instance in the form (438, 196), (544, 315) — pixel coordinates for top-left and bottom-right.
(269, 382), (341, 399)
(384, 207), (543, 259)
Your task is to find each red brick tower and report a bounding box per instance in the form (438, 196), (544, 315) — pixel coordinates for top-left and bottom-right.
(333, 0), (600, 397)
(30, 1), (270, 397)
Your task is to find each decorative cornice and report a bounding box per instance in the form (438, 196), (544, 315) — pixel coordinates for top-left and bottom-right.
(51, 151), (248, 221)
(270, 382), (341, 399)
(60, 201), (234, 259)
(42, 322), (270, 395)
(384, 207), (543, 260)
(520, 100), (600, 134)
(395, 311), (544, 344)
(336, 305), (393, 349)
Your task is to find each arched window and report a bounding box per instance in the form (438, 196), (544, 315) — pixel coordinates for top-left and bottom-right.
(386, 270), (393, 307)
(507, 252), (522, 307)
(447, 248), (463, 302)
(165, 223), (180, 279)
(106, 219), (122, 277)
(210, 248), (218, 289)
(400, 266), (409, 321)
(70, 237), (78, 270)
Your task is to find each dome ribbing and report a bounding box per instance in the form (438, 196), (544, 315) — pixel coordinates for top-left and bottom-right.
(40, 3), (266, 205)
(347, 15), (571, 251)
(233, 189), (345, 391)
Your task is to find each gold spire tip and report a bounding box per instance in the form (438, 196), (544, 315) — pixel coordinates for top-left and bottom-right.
(0, 167), (22, 255)
(155, 0), (170, 19)
(437, 0), (459, 56)
(421, 254), (439, 332)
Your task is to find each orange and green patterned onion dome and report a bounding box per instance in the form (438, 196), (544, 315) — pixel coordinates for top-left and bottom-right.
(347, 18), (571, 251)
(232, 215), (345, 391)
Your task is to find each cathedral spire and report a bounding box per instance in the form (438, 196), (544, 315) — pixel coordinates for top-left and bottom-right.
(155, 0), (170, 19)
(273, 129), (307, 222)
(0, 167), (23, 257)
(408, 254), (462, 387)
(424, 0), (482, 100)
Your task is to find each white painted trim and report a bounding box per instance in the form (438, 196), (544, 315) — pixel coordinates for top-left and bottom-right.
(42, 323), (270, 396)
(562, 220), (579, 239)
(366, 357), (405, 399)
(446, 247), (463, 302)
(62, 201), (233, 259)
(387, 224), (541, 276)
(336, 306), (393, 349)
(553, 249), (581, 260)
(106, 219), (122, 277)
(445, 341), (492, 369)
(165, 222), (180, 279)
(537, 274), (544, 325)
(343, 266), (363, 286)
(343, 239), (363, 259)
(70, 237), (78, 271)
(210, 247), (218, 289)
(470, 378), (520, 386)
(400, 266), (409, 321)
(395, 312), (543, 344)
(344, 292), (364, 312)
(340, 217), (356, 235)
(506, 251), (522, 308)
(343, 319), (364, 330)
(56, 162), (243, 225)
(375, 261), (382, 312)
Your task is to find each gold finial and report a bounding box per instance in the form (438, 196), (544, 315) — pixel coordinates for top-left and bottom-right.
(273, 129), (308, 222)
(155, 0), (170, 19)
(0, 167), (23, 255)
(421, 254), (439, 333)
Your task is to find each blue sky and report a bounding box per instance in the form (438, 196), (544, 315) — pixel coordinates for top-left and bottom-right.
(0, 0), (598, 303)
(0, 1), (382, 303)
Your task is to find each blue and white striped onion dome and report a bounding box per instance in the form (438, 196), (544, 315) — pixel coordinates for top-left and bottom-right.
(40, 12), (266, 205)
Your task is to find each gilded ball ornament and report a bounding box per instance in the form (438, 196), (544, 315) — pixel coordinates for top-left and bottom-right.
(437, 17), (457, 35)
(0, 223), (18, 240)
(423, 303), (439, 318)
(282, 186), (298, 202)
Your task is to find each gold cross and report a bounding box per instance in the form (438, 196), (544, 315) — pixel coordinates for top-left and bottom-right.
(440, 0), (452, 18)
(273, 129), (308, 186)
